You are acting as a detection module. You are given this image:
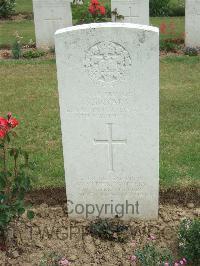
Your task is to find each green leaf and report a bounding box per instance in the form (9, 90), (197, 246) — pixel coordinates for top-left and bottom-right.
(0, 142), (4, 149)
(27, 210), (34, 220)
(18, 207), (25, 215)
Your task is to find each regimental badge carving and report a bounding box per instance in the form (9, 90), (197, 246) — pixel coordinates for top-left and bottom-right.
(84, 41), (132, 83)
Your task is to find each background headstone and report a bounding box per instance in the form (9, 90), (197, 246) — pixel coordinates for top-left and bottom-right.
(185, 0), (200, 48)
(55, 23), (159, 220)
(111, 0), (149, 25)
(33, 0), (72, 49)
(73, 0), (83, 5)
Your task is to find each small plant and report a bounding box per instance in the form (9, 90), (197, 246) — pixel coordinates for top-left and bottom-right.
(0, 113), (35, 243)
(184, 47), (198, 56)
(130, 236), (187, 266)
(23, 49), (46, 59)
(111, 8), (124, 22)
(178, 218), (200, 265)
(88, 218), (129, 243)
(134, 244), (174, 266)
(0, 0), (16, 18)
(11, 32), (22, 59)
(23, 39), (36, 49)
(160, 39), (179, 52)
(78, 0), (107, 24)
(39, 252), (70, 266)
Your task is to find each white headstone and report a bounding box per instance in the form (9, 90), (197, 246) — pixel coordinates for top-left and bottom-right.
(55, 23), (159, 220)
(185, 0), (200, 48)
(111, 0), (149, 25)
(33, 0), (72, 49)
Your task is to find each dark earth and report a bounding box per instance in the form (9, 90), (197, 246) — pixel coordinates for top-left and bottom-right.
(0, 187), (199, 265)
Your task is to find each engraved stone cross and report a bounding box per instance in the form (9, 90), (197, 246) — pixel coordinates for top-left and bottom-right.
(129, 5), (132, 16)
(128, 2), (139, 18)
(197, 3), (200, 15)
(94, 123), (127, 171)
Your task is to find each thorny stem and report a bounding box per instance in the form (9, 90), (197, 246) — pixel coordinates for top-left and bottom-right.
(14, 156), (17, 179)
(3, 141), (6, 174)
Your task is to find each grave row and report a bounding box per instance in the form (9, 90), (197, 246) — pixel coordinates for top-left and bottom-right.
(33, 0), (200, 49)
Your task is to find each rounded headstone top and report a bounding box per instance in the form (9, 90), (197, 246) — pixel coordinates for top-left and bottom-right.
(55, 22), (159, 36)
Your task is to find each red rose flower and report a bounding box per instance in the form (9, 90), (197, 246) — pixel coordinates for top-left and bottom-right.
(0, 117), (8, 128)
(0, 129), (6, 139)
(91, 0), (99, 5)
(0, 113), (19, 139)
(6, 112), (19, 129)
(98, 5), (106, 15)
(89, 4), (96, 15)
(8, 117), (19, 129)
(88, 0), (106, 16)
(0, 117), (9, 139)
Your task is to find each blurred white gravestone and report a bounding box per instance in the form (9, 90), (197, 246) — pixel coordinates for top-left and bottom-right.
(111, 0), (149, 25)
(33, 0), (72, 49)
(55, 23), (159, 220)
(73, 0), (83, 4)
(185, 0), (200, 48)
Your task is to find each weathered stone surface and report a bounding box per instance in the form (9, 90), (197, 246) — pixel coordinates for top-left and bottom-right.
(185, 0), (200, 48)
(55, 23), (159, 219)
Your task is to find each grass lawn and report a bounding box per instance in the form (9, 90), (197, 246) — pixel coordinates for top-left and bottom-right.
(0, 17), (185, 47)
(0, 57), (199, 189)
(0, 20), (35, 47)
(15, 0), (33, 14)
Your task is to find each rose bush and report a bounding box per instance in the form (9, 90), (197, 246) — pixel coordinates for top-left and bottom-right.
(78, 0), (107, 24)
(0, 113), (35, 247)
(88, 0), (106, 16)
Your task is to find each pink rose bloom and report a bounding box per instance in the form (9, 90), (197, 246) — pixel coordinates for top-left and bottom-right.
(131, 240), (136, 247)
(59, 258), (70, 266)
(130, 255), (137, 262)
(179, 261), (184, 265)
(164, 262), (169, 266)
(148, 234), (156, 241)
(182, 258), (187, 263)
(174, 263), (179, 266)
